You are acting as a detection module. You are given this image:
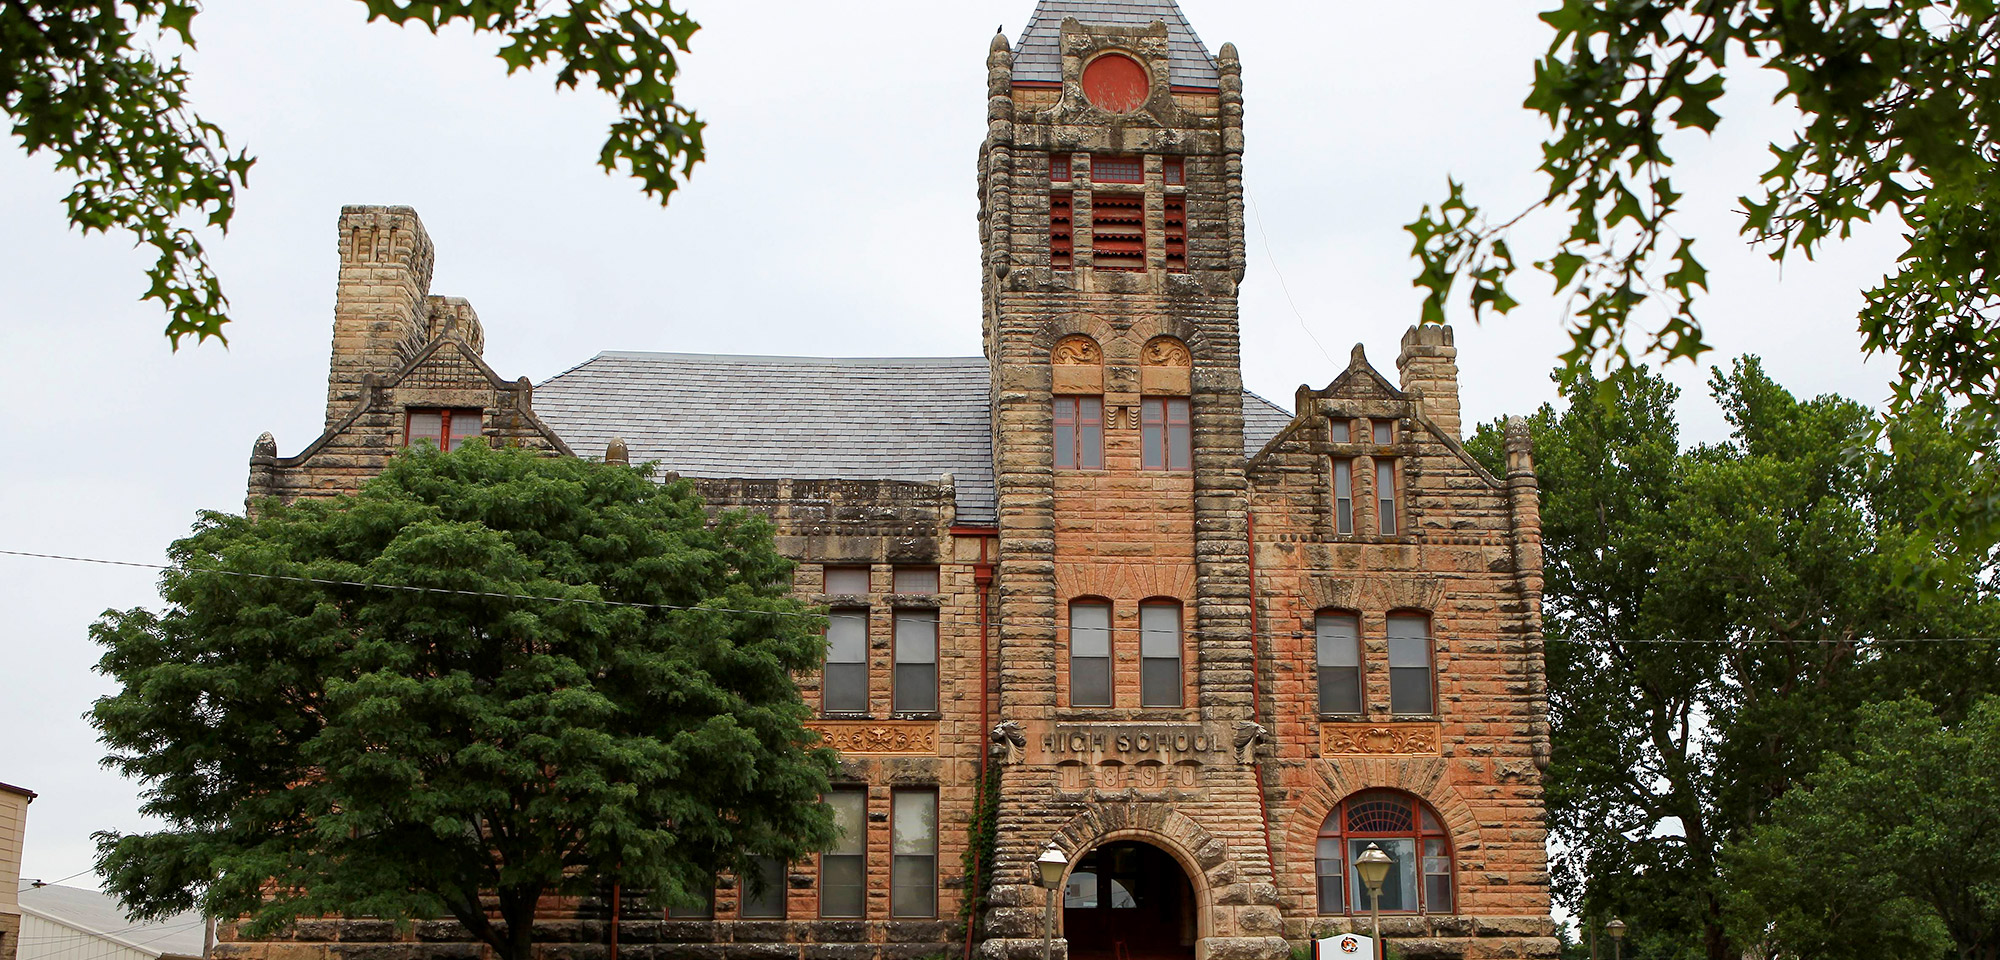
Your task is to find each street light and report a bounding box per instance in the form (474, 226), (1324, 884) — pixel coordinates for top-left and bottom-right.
(1354, 843), (1394, 960)
(1035, 846), (1069, 960)
(1605, 918), (1626, 960)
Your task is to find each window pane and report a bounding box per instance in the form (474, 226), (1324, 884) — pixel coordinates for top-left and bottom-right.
(1055, 397), (1077, 470)
(667, 886), (713, 918)
(823, 663), (867, 713)
(1391, 667), (1433, 715)
(1377, 459), (1398, 536)
(1072, 658), (1111, 706)
(1064, 871), (1098, 908)
(1317, 614), (1359, 666)
(445, 408), (482, 451)
(894, 610), (937, 713)
(407, 411), (443, 447)
(1167, 399), (1191, 469)
(1107, 879), (1136, 909)
(1373, 421), (1393, 445)
(892, 791), (936, 855)
(891, 857), (936, 917)
(1071, 602), (1110, 658)
(1350, 839), (1417, 912)
(893, 567), (939, 594)
(1330, 420), (1350, 442)
(1050, 152), (1071, 182)
(825, 566), (870, 596)
(820, 855), (864, 917)
(1079, 397), (1103, 469)
(740, 857), (786, 918)
(1139, 603), (1180, 658)
(1387, 614), (1431, 642)
(1141, 658), (1182, 707)
(827, 790), (865, 855)
(1319, 666), (1361, 716)
(1142, 398), (1164, 469)
(894, 664), (936, 713)
(827, 610), (867, 662)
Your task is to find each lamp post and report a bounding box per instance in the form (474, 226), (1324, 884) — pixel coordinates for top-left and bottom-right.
(1354, 843), (1394, 960)
(1035, 845), (1070, 960)
(1605, 918), (1626, 960)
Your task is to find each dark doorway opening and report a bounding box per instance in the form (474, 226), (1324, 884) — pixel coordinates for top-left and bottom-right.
(1063, 840), (1196, 960)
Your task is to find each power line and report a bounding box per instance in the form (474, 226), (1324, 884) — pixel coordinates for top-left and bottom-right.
(1246, 191), (1340, 369)
(5, 548), (1994, 647)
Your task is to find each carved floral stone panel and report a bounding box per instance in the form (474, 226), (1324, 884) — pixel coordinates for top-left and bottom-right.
(1318, 722), (1443, 757)
(807, 720), (938, 755)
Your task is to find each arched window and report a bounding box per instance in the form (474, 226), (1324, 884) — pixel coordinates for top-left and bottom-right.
(1315, 789), (1453, 915)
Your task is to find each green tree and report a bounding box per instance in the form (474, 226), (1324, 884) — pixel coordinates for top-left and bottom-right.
(2, 0), (703, 347)
(1421, 0), (2000, 550)
(1470, 360), (2000, 960)
(1725, 696), (2000, 960)
(90, 442), (833, 960)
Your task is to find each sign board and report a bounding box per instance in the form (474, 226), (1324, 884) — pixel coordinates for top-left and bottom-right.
(1315, 934), (1375, 960)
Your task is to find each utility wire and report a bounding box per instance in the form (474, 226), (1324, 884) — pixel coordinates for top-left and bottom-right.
(1247, 191), (1339, 369)
(5, 548), (1995, 647)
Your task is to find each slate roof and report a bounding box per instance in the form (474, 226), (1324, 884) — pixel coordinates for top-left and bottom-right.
(17, 884), (206, 959)
(535, 352), (1294, 526)
(1012, 0), (1220, 88)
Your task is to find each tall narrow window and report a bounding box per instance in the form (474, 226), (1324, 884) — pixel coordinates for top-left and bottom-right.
(740, 857), (787, 918)
(822, 609), (867, 714)
(406, 408), (483, 451)
(1330, 419), (1351, 442)
(820, 790), (866, 918)
(1069, 600), (1112, 707)
(1376, 459), (1399, 536)
(824, 565), (870, 596)
(1163, 196), (1187, 272)
(1373, 420), (1394, 445)
(890, 790), (938, 918)
(1050, 191), (1074, 269)
(1316, 612), (1362, 715)
(1141, 397), (1191, 470)
(1139, 601), (1183, 707)
(1387, 613), (1434, 716)
(1091, 193), (1145, 271)
(893, 608), (938, 714)
(1334, 459), (1354, 534)
(1054, 396), (1104, 470)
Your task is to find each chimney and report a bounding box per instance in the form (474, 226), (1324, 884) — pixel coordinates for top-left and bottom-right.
(325, 206), (435, 425)
(1397, 324), (1460, 439)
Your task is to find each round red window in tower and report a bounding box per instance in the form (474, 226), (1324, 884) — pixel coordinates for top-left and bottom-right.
(1081, 53), (1149, 113)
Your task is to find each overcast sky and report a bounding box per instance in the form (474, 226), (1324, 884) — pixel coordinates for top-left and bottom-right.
(0, 0), (1907, 891)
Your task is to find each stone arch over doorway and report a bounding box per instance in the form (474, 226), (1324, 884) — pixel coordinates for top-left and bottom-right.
(1044, 802), (1286, 959)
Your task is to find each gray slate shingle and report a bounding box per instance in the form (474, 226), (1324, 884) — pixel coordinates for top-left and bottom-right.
(535, 352), (1293, 526)
(1012, 0), (1219, 88)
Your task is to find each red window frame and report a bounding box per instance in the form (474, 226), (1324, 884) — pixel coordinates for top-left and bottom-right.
(1051, 191), (1075, 269)
(1316, 790), (1454, 915)
(1090, 155), (1143, 183)
(1163, 156), (1184, 185)
(405, 407), (483, 452)
(1053, 396), (1104, 470)
(1050, 152), (1072, 182)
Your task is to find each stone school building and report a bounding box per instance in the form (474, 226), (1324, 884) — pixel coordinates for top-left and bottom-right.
(233, 3), (1557, 960)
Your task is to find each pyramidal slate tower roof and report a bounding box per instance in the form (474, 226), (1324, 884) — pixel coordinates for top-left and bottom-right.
(1011, 0), (1220, 88)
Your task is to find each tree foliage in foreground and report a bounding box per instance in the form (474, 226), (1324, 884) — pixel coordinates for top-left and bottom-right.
(1426, 1), (2000, 550)
(1, 0), (703, 347)
(1726, 696), (2000, 960)
(1470, 360), (2000, 960)
(91, 443), (831, 960)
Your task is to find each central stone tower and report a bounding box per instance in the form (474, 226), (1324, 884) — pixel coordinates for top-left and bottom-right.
(978, 4), (1285, 959)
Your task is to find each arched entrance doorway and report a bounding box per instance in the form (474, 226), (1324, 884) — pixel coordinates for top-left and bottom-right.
(1062, 840), (1196, 960)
